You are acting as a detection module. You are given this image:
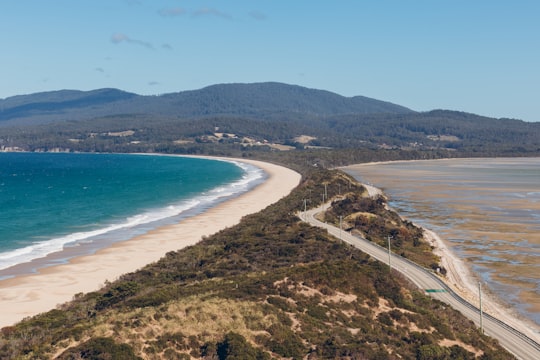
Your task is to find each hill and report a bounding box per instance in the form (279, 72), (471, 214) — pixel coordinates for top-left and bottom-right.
(0, 88), (138, 125)
(0, 82), (412, 126)
(0, 169), (513, 359)
(1, 82), (538, 159)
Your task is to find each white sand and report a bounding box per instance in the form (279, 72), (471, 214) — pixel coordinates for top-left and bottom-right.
(423, 227), (540, 343)
(0, 157), (301, 328)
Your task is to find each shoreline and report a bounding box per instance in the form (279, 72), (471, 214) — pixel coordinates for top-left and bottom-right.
(0, 157), (301, 328)
(343, 160), (540, 344)
(0, 154), (267, 281)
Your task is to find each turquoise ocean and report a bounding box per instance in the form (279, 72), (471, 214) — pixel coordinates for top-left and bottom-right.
(0, 153), (264, 278)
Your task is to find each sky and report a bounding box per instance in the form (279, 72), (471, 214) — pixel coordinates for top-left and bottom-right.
(1, 0), (539, 122)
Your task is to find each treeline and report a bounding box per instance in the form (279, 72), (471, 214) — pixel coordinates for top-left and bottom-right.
(0, 83), (411, 126)
(1, 109), (539, 159)
(324, 110), (540, 151)
(1, 82), (538, 159)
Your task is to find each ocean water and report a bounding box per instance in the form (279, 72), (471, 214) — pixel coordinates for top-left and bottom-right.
(344, 158), (540, 327)
(0, 153), (264, 277)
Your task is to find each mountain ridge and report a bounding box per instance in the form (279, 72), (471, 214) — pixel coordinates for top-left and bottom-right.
(0, 82), (413, 126)
(1, 82), (538, 156)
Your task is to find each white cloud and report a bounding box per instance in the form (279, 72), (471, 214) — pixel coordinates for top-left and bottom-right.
(111, 33), (129, 44)
(110, 33), (154, 49)
(192, 7), (232, 20)
(159, 7), (186, 17)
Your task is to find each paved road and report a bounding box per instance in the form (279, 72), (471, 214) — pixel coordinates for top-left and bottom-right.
(300, 204), (540, 360)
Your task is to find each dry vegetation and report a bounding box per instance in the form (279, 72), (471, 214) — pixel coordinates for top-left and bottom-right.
(0, 168), (514, 359)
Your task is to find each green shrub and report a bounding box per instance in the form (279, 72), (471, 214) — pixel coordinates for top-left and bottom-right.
(266, 324), (305, 359)
(216, 332), (269, 360)
(95, 281), (141, 310)
(416, 344), (450, 360)
(57, 337), (142, 359)
(306, 304), (328, 321)
(267, 296), (294, 312)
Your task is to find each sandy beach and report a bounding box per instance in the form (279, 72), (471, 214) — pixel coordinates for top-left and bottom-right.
(0, 157), (301, 328)
(343, 161), (540, 344)
(423, 227), (540, 343)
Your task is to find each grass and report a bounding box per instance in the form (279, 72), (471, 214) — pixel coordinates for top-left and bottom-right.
(0, 167), (514, 360)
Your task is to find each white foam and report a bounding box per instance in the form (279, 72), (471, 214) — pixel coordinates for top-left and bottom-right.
(0, 161), (265, 271)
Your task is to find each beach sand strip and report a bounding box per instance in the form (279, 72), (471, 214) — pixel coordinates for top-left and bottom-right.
(0, 158), (301, 328)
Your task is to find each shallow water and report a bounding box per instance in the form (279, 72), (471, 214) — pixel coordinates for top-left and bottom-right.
(344, 158), (540, 327)
(0, 153), (264, 278)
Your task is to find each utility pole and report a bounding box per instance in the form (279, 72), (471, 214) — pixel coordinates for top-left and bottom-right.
(324, 183), (328, 202)
(303, 199), (307, 220)
(387, 236), (392, 270)
(479, 281), (484, 333)
(339, 215), (343, 243)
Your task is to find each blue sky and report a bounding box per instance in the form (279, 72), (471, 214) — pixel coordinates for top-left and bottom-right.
(1, 0), (539, 121)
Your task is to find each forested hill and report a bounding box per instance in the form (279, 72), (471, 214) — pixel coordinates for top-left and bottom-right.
(0, 82), (412, 126)
(1, 82), (538, 157)
(0, 89), (138, 125)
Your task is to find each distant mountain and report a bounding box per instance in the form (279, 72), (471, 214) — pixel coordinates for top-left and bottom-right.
(4, 82), (537, 156)
(153, 82), (413, 116)
(0, 82), (413, 126)
(0, 89), (138, 125)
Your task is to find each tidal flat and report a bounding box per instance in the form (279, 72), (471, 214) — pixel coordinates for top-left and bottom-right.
(344, 158), (540, 327)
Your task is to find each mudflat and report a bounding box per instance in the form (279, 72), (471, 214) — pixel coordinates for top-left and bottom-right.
(343, 158), (540, 342)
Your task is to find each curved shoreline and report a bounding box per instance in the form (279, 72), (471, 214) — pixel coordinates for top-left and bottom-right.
(0, 157), (301, 328)
(0, 154), (264, 279)
(342, 160), (540, 344)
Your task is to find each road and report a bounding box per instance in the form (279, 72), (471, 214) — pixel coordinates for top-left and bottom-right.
(300, 204), (540, 360)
